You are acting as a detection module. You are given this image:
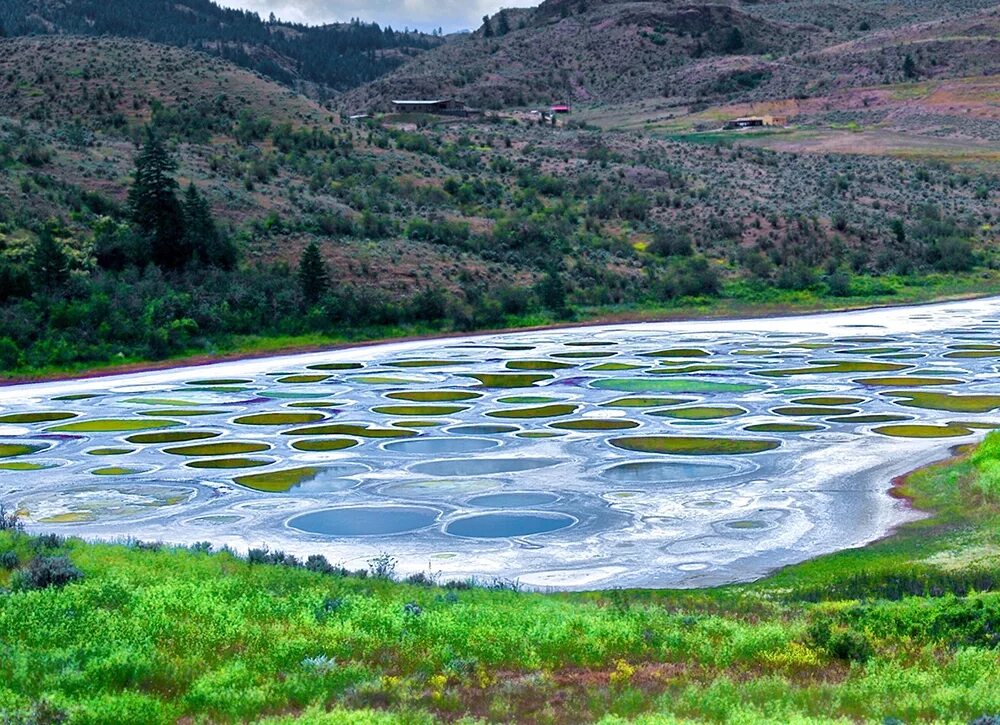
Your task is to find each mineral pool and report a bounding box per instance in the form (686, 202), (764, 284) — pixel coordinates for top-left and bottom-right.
(4, 296), (1000, 589)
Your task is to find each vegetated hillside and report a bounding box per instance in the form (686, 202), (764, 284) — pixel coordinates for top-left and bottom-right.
(338, 0), (1000, 111)
(0, 35), (997, 373)
(0, 0), (445, 97)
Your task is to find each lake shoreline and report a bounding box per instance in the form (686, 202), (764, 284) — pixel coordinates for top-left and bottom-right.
(3, 289), (995, 387)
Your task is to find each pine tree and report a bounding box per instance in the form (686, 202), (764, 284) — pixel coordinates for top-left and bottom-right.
(497, 9), (510, 36)
(298, 241), (329, 306)
(903, 54), (918, 79)
(127, 129), (187, 269)
(482, 15), (492, 37)
(31, 225), (70, 289)
(182, 183), (236, 269)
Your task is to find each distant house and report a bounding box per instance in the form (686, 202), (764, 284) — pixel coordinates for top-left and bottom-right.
(723, 115), (788, 130)
(391, 99), (475, 116)
(551, 104), (571, 114)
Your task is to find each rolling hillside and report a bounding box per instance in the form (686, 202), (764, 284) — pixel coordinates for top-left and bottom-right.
(338, 0), (1000, 111)
(0, 0), (445, 96)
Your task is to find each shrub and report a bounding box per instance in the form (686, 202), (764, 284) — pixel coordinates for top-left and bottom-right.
(827, 629), (873, 663)
(13, 556), (84, 591)
(0, 505), (23, 532)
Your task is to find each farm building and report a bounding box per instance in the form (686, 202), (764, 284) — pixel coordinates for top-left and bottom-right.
(551, 104), (571, 114)
(724, 115), (788, 129)
(391, 99), (475, 116)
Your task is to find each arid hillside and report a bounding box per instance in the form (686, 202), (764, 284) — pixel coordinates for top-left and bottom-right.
(338, 0), (1000, 111)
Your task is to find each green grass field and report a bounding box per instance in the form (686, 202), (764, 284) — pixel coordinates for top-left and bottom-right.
(2, 428), (999, 723)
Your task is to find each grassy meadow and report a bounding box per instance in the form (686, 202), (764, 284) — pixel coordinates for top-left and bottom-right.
(1, 429), (999, 723)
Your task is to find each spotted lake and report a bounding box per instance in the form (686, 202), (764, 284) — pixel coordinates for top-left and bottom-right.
(3, 297), (1000, 589)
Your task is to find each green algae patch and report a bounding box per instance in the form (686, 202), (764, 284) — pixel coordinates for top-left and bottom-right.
(744, 423), (823, 433)
(551, 351), (615, 359)
(0, 461), (56, 471)
(551, 419), (640, 431)
(87, 448), (135, 456)
(756, 361), (910, 378)
(386, 390), (481, 402)
(873, 423), (975, 439)
(372, 404), (469, 416)
(137, 409), (226, 417)
(604, 397), (694, 408)
(610, 436), (780, 456)
(881, 391), (1000, 413)
(516, 431), (566, 439)
(307, 362), (363, 371)
(773, 406), (859, 417)
(350, 375), (426, 385)
(233, 412), (327, 426)
(0, 411), (77, 424)
(486, 404), (578, 419)
(945, 350), (1000, 359)
(287, 401), (344, 409)
(505, 360), (575, 370)
(833, 347), (907, 356)
(164, 442), (270, 457)
(291, 438), (359, 452)
(127, 431), (220, 445)
(644, 348), (711, 358)
(233, 466), (325, 493)
(791, 396), (866, 407)
(53, 393), (98, 401)
(387, 359), (466, 368)
(652, 406), (747, 420)
(392, 420), (446, 428)
(91, 466), (143, 476)
(588, 362), (644, 371)
(125, 397), (208, 406)
(49, 419), (183, 433)
(497, 396), (561, 404)
(465, 373), (554, 388)
(277, 374), (331, 384)
(649, 364), (733, 375)
(185, 379), (252, 386)
(285, 423), (417, 438)
(186, 457), (274, 469)
(40, 512), (96, 523)
(592, 378), (764, 394)
(855, 376), (964, 387)
(826, 414), (912, 424)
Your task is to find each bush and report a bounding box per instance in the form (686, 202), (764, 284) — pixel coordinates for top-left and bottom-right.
(827, 629), (873, 663)
(13, 556), (84, 591)
(0, 505), (23, 532)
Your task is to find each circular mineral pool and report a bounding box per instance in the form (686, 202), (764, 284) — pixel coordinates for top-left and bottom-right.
(467, 492), (559, 508)
(445, 512), (575, 538)
(410, 457), (562, 477)
(288, 505), (441, 536)
(383, 437), (501, 455)
(602, 460), (740, 484)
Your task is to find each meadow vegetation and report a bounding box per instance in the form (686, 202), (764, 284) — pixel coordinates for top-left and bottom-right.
(2, 429), (1000, 723)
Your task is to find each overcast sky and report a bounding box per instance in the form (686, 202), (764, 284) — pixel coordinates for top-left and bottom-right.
(220, 1), (537, 33)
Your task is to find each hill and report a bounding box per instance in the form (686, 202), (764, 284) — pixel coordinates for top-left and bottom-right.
(0, 34), (997, 375)
(0, 0), (445, 97)
(338, 0), (1000, 111)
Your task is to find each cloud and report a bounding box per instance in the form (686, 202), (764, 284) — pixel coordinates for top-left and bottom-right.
(219, 0), (537, 32)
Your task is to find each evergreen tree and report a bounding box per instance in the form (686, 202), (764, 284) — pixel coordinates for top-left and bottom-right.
(497, 9), (510, 36)
(182, 183), (236, 269)
(723, 26), (744, 53)
(31, 225), (70, 289)
(535, 266), (567, 316)
(482, 15), (492, 38)
(298, 241), (329, 306)
(903, 54), (918, 79)
(127, 129), (187, 269)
